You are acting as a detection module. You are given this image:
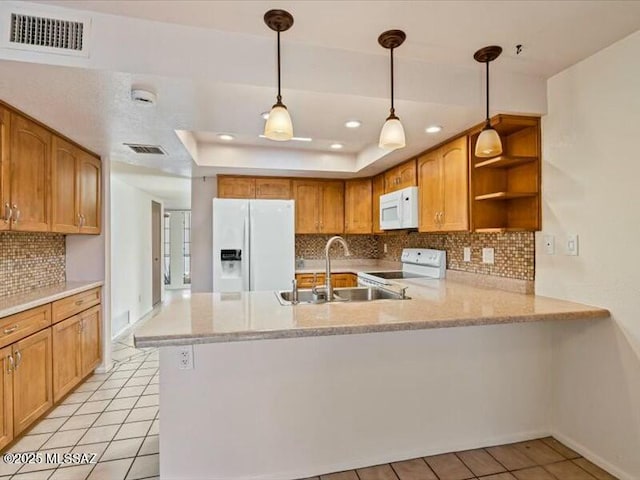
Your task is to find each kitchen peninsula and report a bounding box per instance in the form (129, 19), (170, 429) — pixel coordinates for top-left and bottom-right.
(135, 277), (608, 480)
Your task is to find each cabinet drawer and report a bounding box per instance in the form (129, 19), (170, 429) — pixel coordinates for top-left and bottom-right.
(295, 273), (325, 288)
(0, 305), (51, 349)
(52, 288), (101, 324)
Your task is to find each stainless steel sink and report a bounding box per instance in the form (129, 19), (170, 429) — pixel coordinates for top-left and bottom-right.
(275, 286), (409, 305)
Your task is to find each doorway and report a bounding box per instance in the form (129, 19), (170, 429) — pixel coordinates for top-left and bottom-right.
(152, 201), (162, 306)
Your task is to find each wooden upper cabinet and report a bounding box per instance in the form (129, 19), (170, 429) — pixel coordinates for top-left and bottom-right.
(418, 136), (469, 232)
(10, 113), (51, 232)
(384, 159), (417, 193)
(0, 107), (9, 232)
(319, 181), (344, 234)
(292, 180), (320, 233)
(255, 178), (291, 199)
(345, 178), (372, 234)
(292, 180), (344, 234)
(12, 328), (53, 435)
(78, 152), (101, 234)
(51, 137), (79, 233)
(371, 174), (385, 234)
(440, 137), (469, 231)
(218, 176), (256, 199)
(418, 150), (441, 232)
(0, 346), (13, 451)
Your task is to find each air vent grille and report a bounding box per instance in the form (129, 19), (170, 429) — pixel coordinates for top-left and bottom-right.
(125, 144), (166, 155)
(10, 13), (84, 51)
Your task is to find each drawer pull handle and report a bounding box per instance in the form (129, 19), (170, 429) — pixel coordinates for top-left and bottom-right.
(3, 325), (18, 335)
(14, 351), (21, 370)
(7, 355), (14, 373)
(75, 300), (84, 306)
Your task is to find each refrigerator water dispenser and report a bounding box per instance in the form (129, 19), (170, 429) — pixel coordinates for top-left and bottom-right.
(220, 249), (242, 277)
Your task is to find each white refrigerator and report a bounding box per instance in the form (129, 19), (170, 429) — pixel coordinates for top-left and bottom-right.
(212, 198), (295, 292)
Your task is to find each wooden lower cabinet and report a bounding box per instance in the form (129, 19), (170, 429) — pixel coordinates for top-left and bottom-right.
(332, 273), (358, 288)
(52, 305), (101, 402)
(52, 316), (82, 402)
(0, 347), (13, 450)
(80, 306), (101, 377)
(295, 272), (357, 288)
(12, 329), (52, 435)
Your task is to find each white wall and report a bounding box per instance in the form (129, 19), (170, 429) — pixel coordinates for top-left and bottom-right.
(536, 31), (640, 480)
(190, 176), (216, 292)
(110, 175), (163, 337)
(160, 324), (552, 480)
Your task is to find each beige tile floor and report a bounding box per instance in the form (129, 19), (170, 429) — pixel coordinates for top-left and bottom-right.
(0, 334), (159, 480)
(305, 437), (618, 480)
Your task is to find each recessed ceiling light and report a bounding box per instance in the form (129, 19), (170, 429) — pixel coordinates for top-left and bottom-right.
(330, 143), (344, 150)
(425, 125), (442, 134)
(345, 120), (361, 129)
(218, 134), (235, 141)
(259, 135), (312, 142)
(260, 111), (270, 120)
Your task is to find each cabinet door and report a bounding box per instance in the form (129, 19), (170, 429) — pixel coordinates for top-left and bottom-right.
(440, 137), (469, 231)
(384, 166), (400, 193)
(51, 137), (79, 233)
(52, 315), (82, 402)
(0, 346), (13, 451)
(255, 178), (291, 199)
(218, 177), (256, 199)
(295, 273), (325, 288)
(78, 153), (101, 234)
(344, 178), (372, 234)
(292, 181), (320, 233)
(418, 150), (442, 232)
(12, 328), (52, 435)
(371, 174), (385, 234)
(80, 306), (101, 376)
(396, 159), (417, 190)
(10, 113), (51, 232)
(319, 181), (344, 234)
(0, 107), (9, 232)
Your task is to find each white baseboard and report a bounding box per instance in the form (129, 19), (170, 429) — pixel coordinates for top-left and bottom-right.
(551, 430), (634, 480)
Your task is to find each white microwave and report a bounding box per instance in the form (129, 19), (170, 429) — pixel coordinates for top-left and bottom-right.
(379, 186), (419, 230)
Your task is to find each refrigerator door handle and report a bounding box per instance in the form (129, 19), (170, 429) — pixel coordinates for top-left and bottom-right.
(243, 212), (251, 291)
(248, 212), (255, 290)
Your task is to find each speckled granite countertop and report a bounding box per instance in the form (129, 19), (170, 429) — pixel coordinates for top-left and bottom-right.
(134, 278), (609, 348)
(0, 281), (104, 319)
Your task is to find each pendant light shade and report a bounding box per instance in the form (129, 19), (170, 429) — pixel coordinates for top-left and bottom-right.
(378, 30), (406, 151)
(264, 10), (294, 141)
(264, 104), (293, 141)
(474, 46), (503, 158)
(379, 116), (405, 150)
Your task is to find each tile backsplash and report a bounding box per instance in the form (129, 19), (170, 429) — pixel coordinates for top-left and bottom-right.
(296, 235), (379, 260)
(377, 231), (534, 281)
(0, 232), (66, 298)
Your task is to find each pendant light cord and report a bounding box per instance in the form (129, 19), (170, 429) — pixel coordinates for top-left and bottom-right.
(485, 60), (490, 124)
(277, 30), (282, 104)
(390, 47), (395, 117)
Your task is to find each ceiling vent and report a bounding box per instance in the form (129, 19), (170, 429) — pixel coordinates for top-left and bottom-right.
(1, 6), (91, 57)
(125, 144), (167, 155)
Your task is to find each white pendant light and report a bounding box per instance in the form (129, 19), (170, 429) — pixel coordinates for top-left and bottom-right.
(264, 10), (294, 141)
(378, 30), (406, 151)
(474, 46), (503, 158)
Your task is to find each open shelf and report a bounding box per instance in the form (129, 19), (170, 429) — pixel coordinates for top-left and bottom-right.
(475, 192), (538, 201)
(475, 155), (537, 169)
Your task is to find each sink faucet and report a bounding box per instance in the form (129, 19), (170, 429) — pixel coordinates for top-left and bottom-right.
(325, 236), (351, 301)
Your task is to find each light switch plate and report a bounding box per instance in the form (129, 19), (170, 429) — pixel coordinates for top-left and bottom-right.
(463, 247), (471, 262)
(543, 235), (555, 255)
(566, 234), (579, 256)
(482, 247), (495, 264)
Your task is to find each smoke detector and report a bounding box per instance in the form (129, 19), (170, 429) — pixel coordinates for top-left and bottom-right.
(131, 89), (157, 106)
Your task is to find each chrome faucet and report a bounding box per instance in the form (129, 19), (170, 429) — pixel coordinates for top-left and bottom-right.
(324, 236), (351, 301)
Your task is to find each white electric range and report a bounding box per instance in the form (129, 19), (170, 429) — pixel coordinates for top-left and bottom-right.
(358, 248), (446, 288)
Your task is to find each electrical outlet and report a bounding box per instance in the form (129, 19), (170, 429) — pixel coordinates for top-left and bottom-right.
(482, 247), (495, 264)
(177, 345), (194, 370)
(383, 243), (388, 253)
(566, 234), (579, 256)
(543, 235), (555, 255)
(463, 247), (471, 262)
